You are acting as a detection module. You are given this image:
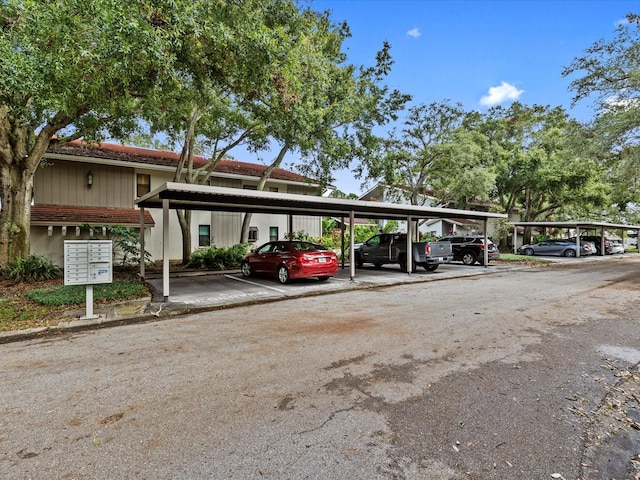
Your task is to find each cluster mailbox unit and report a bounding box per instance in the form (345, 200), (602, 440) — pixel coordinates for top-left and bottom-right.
(64, 240), (113, 319)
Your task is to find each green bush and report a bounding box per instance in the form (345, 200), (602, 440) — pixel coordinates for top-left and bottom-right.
(3, 255), (62, 282)
(82, 224), (153, 266)
(186, 244), (249, 270)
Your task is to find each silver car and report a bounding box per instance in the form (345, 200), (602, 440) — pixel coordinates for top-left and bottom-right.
(519, 239), (595, 257)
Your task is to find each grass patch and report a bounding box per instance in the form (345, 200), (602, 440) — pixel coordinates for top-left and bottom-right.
(496, 253), (552, 264)
(26, 280), (148, 306)
(0, 273), (150, 332)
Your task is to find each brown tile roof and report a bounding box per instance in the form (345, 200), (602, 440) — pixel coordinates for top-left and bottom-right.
(31, 205), (155, 227)
(48, 140), (311, 184)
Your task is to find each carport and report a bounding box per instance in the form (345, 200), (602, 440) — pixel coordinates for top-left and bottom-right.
(511, 221), (640, 257)
(136, 182), (507, 300)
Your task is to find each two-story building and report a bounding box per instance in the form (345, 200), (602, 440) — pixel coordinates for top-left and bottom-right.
(32, 140), (322, 265)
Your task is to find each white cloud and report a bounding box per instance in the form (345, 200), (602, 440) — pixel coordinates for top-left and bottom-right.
(479, 81), (524, 106)
(615, 17), (629, 28)
(407, 27), (421, 38)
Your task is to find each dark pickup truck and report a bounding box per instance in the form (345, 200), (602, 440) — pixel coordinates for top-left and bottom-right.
(354, 233), (453, 272)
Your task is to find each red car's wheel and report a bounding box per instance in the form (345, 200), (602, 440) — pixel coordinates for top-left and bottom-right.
(241, 261), (251, 277)
(277, 265), (290, 284)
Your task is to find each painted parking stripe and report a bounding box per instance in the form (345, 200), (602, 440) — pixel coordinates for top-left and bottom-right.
(225, 274), (286, 293)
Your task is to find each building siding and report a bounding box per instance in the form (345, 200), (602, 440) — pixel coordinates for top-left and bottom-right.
(31, 152), (322, 266)
(34, 160), (133, 209)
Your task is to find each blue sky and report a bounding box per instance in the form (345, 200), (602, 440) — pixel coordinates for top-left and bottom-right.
(235, 0), (639, 195)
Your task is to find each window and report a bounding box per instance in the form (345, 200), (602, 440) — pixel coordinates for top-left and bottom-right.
(269, 187), (279, 192)
(137, 174), (151, 197)
(248, 227), (258, 243)
(243, 185), (258, 190)
(198, 225), (211, 247)
(269, 226), (279, 242)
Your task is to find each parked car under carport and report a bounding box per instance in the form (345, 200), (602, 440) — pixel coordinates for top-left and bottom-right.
(519, 239), (595, 257)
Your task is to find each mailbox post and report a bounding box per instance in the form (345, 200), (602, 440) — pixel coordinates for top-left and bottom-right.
(64, 240), (113, 320)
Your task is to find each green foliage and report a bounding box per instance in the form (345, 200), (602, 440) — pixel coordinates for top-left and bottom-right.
(498, 253), (551, 264)
(3, 255), (62, 282)
(82, 224), (152, 266)
(366, 100), (491, 207)
(382, 220), (398, 233)
(285, 231), (312, 241)
(26, 281), (148, 306)
(322, 218), (338, 236)
(532, 234), (550, 244)
(562, 14), (640, 210)
(185, 244), (249, 270)
(419, 231), (437, 242)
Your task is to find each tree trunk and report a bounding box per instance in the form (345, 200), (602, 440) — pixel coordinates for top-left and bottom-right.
(0, 112), (58, 267)
(173, 109), (200, 265)
(0, 162), (33, 264)
(0, 105), (80, 267)
(176, 209), (191, 264)
(240, 212), (254, 244)
(239, 145), (289, 243)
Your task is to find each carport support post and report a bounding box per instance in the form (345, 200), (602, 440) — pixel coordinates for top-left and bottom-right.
(341, 216), (346, 269)
(349, 210), (355, 280)
(406, 215), (413, 275)
(139, 207), (145, 279)
(576, 226), (581, 258)
(513, 226), (518, 254)
(162, 198), (170, 301)
(483, 219), (488, 267)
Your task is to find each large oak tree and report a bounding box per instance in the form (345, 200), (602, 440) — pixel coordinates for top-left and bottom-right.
(0, 0), (187, 266)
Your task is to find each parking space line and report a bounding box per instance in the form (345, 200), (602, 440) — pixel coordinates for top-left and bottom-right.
(225, 274), (287, 293)
(330, 276), (353, 282)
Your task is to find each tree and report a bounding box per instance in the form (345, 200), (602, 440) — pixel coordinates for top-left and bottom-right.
(0, 0), (185, 266)
(128, 0), (298, 262)
(364, 100), (493, 207)
(477, 103), (606, 240)
(562, 13), (640, 211)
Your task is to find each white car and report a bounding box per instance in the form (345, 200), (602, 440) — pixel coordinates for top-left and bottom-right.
(609, 240), (625, 254)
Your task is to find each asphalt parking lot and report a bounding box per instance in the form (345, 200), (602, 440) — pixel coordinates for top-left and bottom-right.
(0, 254), (623, 344)
(143, 261), (517, 310)
(3, 254), (638, 479)
(143, 254), (618, 311)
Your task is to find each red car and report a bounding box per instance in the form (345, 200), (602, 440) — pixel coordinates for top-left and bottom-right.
(240, 241), (339, 284)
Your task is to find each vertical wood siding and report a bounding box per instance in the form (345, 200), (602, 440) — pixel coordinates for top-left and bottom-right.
(34, 160), (134, 208)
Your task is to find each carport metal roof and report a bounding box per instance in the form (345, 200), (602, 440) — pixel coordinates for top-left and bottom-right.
(511, 221), (640, 231)
(511, 221), (640, 256)
(135, 182), (508, 300)
(135, 182), (506, 222)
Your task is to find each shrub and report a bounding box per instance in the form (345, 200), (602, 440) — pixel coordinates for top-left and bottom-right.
(186, 244), (249, 270)
(3, 255), (62, 282)
(82, 224), (153, 266)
